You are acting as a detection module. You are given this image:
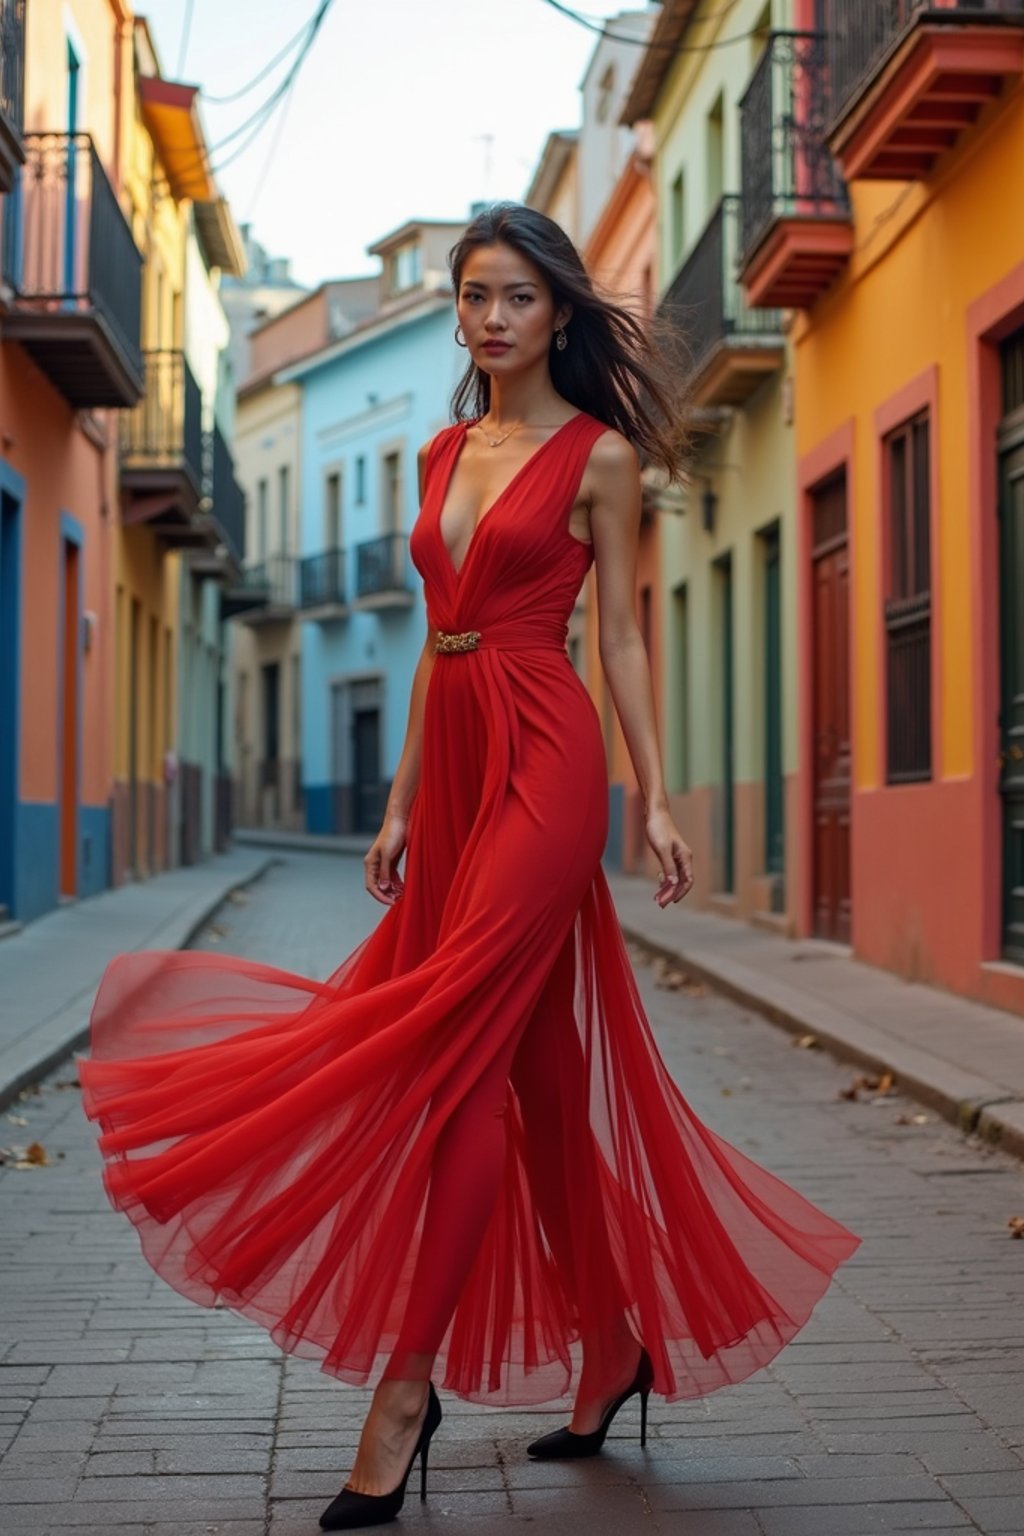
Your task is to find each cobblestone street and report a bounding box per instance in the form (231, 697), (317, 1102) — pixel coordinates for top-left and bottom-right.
(2, 851), (1024, 1535)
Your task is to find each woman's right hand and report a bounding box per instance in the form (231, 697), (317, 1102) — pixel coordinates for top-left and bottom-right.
(363, 812), (409, 906)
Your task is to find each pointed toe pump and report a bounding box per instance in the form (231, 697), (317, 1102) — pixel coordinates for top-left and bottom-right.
(526, 1347), (654, 1460)
(319, 1381), (443, 1530)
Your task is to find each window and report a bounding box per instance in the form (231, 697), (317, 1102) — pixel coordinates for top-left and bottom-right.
(278, 465), (290, 554)
(672, 583), (690, 793)
(388, 240), (422, 296)
(670, 171), (685, 267)
(382, 450), (403, 532)
(325, 470), (342, 550)
(355, 455), (366, 505)
(596, 63), (615, 123)
(884, 411), (931, 783)
(706, 92), (724, 212)
(256, 478), (268, 560)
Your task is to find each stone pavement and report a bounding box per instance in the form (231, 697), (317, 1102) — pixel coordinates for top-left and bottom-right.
(2, 849), (1024, 1534)
(606, 872), (1024, 1162)
(0, 848), (275, 1114)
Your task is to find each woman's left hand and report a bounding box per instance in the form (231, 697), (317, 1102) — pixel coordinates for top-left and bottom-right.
(645, 807), (694, 907)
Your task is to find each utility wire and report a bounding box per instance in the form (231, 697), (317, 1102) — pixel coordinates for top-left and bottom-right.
(176, 0), (196, 77)
(202, 11), (319, 105)
(150, 0), (336, 199)
(538, 0), (761, 54)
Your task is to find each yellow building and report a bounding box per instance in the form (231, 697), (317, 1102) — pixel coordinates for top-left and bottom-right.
(113, 18), (244, 878)
(623, 0), (801, 924)
(743, 1), (1024, 1012)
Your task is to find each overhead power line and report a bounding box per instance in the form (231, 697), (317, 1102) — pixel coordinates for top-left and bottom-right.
(538, 0), (762, 55)
(176, 0), (196, 78)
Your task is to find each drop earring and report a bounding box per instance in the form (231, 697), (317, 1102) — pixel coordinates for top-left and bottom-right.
(555, 326), (568, 352)
(455, 326), (467, 348)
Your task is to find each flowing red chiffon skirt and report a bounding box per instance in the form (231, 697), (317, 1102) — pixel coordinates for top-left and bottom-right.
(80, 411), (861, 1407)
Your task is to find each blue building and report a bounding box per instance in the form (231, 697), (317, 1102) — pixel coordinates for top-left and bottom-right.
(281, 220), (466, 835)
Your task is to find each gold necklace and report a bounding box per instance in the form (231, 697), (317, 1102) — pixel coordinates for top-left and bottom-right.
(472, 418), (568, 449)
(472, 420), (525, 449)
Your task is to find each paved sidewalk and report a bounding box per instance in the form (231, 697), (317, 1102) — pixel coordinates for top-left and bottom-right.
(4, 850), (1024, 1535)
(606, 871), (1024, 1161)
(0, 847), (276, 1112)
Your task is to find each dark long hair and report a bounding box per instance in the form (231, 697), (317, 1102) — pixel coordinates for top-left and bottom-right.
(448, 201), (689, 484)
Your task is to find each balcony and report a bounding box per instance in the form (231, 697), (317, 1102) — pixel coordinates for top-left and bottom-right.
(1, 133), (143, 406)
(299, 547), (349, 621)
(224, 554), (298, 625)
(189, 423), (247, 579)
(740, 33), (853, 309)
(658, 196), (784, 410)
(355, 532), (414, 610)
(0, 1), (26, 193)
(827, 1), (1024, 181)
(120, 351), (203, 543)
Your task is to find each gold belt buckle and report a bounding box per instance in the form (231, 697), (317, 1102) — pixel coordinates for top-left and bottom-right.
(435, 629), (481, 654)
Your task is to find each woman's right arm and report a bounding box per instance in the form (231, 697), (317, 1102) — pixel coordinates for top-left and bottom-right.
(363, 440), (437, 906)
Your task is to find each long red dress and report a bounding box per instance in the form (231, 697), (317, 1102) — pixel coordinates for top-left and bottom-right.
(80, 411), (861, 1408)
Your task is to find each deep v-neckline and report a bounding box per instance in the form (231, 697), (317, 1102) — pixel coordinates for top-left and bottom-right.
(436, 413), (584, 581)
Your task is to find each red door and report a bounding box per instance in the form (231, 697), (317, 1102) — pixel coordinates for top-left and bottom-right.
(810, 471), (851, 942)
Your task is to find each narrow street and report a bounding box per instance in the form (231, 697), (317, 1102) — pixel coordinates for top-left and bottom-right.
(1, 851), (1023, 1535)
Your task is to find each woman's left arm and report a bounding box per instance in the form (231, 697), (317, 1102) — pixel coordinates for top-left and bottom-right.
(589, 431), (694, 907)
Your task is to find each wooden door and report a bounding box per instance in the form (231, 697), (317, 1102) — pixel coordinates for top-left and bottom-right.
(59, 537), (80, 897)
(998, 338), (1024, 963)
(0, 492), (20, 914)
(764, 526), (784, 878)
(810, 471), (851, 942)
(352, 706), (382, 835)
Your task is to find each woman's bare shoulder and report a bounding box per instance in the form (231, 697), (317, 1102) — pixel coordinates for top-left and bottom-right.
(587, 425), (639, 472)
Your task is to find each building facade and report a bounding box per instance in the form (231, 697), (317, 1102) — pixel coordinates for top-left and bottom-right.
(280, 220), (465, 836)
(746, 0), (1024, 1012)
(0, 1), (245, 925)
(229, 278), (380, 830)
(624, 0), (800, 928)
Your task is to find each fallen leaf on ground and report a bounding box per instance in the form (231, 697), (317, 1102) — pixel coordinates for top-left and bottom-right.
(792, 1034), (820, 1050)
(839, 1070), (899, 1101)
(1008, 1216), (1024, 1239)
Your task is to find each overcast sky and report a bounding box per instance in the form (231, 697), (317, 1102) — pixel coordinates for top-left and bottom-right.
(139, 0), (641, 287)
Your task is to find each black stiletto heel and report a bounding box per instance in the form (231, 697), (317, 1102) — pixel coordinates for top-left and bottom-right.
(319, 1381), (442, 1530)
(526, 1346), (654, 1459)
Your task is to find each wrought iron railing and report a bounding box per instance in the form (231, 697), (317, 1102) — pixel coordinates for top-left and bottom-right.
(356, 532), (410, 598)
(211, 423), (246, 562)
(740, 32), (849, 263)
(121, 351), (203, 486)
(299, 547), (347, 608)
(239, 554), (296, 608)
(2, 132), (142, 372)
(828, 0), (1024, 126)
(658, 196), (783, 368)
(0, 0), (25, 131)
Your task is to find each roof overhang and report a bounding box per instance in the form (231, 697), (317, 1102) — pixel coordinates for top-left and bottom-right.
(620, 0), (700, 125)
(139, 75), (216, 202)
(277, 291), (452, 384)
(524, 129), (579, 212)
(194, 196), (247, 277)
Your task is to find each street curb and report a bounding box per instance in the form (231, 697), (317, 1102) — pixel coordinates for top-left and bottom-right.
(0, 854), (279, 1114)
(619, 924), (1024, 1164)
(232, 828), (367, 856)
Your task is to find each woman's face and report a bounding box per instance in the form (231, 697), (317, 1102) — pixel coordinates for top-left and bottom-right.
(455, 241), (571, 379)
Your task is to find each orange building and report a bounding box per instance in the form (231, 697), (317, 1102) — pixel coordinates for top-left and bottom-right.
(0, 0), (142, 921)
(737, 1), (1024, 1012)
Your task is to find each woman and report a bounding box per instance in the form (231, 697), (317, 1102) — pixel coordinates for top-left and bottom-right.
(79, 202), (861, 1533)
